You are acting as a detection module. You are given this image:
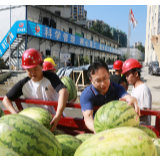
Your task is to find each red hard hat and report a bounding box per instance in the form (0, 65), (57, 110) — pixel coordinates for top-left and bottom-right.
(21, 48), (43, 69)
(113, 60), (123, 70)
(43, 61), (56, 71)
(122, 58), (142, 74)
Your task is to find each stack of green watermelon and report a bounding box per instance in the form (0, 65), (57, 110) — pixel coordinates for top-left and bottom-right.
(61, 76), (77, 102)
(0, 108), (5, 118)
(75, 127), (157, 156)
(74, 100), (160, 156)
(138, 125), (157, 138)
(152, 138), (160, 156)
(76, 133), (93, 142)
(94, 100), (139, 133)
(0, 114), (62, 156)
(19, 107), (53, 130)
(55, 134), (82, 156)
(0, 147), (19, 156)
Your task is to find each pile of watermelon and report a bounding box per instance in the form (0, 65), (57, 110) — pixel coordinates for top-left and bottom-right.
(0, 100), (160, 156)
(74, 100), (160, 156)
(61, 76), (77, 102)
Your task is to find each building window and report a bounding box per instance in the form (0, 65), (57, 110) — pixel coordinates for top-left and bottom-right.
(81, 32), (84, 38)
(91, 35), (93, 41)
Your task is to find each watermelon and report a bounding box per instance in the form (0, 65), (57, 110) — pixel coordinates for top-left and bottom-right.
(152, 138), (160, 156)
(19, 107), (53, 130)
(61, 76), (77, 101)
(0, 147), (19, 156)
(53, 129), (66, 135)
(55, 134), (82, 156)
(0, 114), (62, 156)
(0, 108), (5, 117)
(138, 125), (157, 138)
(74, 127), (157, 156)
(76, 133), (93, 142)
(94, 100), (139, 133)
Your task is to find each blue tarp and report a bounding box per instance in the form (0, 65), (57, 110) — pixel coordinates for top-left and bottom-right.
(56, 64), (90, 78)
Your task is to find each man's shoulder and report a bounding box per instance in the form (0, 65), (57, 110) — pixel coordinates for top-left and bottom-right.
(81, 85), (94, 97)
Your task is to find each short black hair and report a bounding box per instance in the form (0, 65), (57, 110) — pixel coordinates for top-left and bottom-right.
(130, 68), (141, 77)
(87, 60), (109, 79)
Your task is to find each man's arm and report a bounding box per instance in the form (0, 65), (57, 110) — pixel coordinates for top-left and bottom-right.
(2, 96), (17, 114)
(50, 88), (69, 132)
(82, 110), (95, 133)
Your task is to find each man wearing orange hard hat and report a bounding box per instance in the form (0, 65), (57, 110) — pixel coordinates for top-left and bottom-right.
(122, 58), (152, 125)
(3, 48), (69, 132)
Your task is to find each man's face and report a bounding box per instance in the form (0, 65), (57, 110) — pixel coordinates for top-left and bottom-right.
(125, 71), (137, 85)
(90, 67), (110, 95)
(26, 65), (43, 82)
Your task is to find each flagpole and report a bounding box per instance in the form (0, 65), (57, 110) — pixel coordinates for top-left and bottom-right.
(127, 6), (131, 59)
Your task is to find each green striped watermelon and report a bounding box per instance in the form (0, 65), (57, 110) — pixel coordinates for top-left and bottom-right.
(0, 114), (62, 156)
(0, 108), (5, 117)
(74, 127), (157, 156)
(138, 125), (157, 138)
(55, 134), (82, 156)
(0, 147), (19, 156)
(53, 129), (66, 135)
(61, 76), (77, 101)
(152, 138), (160, 156)
(76, 133), (93, 142)
(94, 100), (139, 133)
(19, 107), (53, 130)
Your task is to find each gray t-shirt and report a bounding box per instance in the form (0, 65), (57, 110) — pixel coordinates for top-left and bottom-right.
(131, 83), (152, 125)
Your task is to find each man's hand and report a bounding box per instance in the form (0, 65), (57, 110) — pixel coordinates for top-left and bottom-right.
(49, 88), (69, 132)
(2, 96), (18, 114)
(119, 95), (140, 116)
(50, 115), (61, 132)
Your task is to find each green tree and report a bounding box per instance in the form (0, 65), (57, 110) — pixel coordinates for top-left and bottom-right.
(89, 21), (113, 40)
(136, 44), (145, 53)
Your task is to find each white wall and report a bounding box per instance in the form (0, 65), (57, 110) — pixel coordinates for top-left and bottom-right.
(0, 5), (25, 42)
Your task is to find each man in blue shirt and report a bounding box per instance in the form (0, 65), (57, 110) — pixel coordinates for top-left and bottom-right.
(80, 60), (140, 133)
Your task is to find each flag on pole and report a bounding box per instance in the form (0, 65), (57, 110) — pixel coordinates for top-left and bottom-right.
(129, 9), (138, 29)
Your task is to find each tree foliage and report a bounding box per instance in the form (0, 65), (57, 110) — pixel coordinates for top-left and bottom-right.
(136, 44), (145, 53)
(89, 21), (113, 39)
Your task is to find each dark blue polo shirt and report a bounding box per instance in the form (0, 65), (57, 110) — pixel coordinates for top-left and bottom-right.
(80, 82), (128, 114)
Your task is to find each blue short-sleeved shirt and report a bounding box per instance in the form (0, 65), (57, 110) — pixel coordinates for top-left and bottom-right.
(80, 82), (128, 113)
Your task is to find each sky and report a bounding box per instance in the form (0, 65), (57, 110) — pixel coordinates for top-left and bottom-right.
(84, 5), (147, 47)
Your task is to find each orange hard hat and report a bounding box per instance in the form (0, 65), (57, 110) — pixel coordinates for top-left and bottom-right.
(21, 48), (43, 69)
(43, 61), (56, 71)
(113, 60), (123, 70)
(122, 59), (142, 74)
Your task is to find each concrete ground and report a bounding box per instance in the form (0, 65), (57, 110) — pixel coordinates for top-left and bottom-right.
(0, 66), (160, 125)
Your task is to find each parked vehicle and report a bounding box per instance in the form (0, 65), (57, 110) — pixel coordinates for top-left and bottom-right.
(148, 61), (160, 75)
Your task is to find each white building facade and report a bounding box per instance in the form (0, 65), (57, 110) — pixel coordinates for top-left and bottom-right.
(0, 5), (121, 70)
(145, 5), (160, 65)
(119, 48), (144, 61)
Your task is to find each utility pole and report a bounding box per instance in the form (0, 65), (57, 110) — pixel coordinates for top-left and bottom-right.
(9, 5), (11, 71)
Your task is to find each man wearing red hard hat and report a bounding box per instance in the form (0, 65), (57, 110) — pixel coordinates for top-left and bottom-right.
(43, 61), (56, 73)
(3, 48), (69, 132)
(110, 60), (128, 91)
(122, 58), (152, 125)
